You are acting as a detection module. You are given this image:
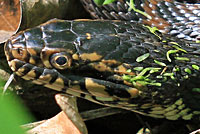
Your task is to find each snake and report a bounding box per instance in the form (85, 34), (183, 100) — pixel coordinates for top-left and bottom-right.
(4, 0), (200, 122)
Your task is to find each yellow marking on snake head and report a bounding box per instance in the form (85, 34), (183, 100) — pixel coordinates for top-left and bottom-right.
(17, 67), (25, 73)
(85, 78), (110, 97)
(32, 80), (43, 85)
(29, 57), (36, 65)
(25, 70), (36, 78)
(53, 77), (65, 89)
(80, 52), (102, 61)
(38, 74), (52, 83)
(72, 53), (79, 60)
(127, 88), (139, 98)
(86, 33), (91, 40)
(70, 85), (87, 94)
(15, 71), (23, 76)
(102, 59), (120, 65)
(44, 84), (63, 91)
(89, 62), (112, 72)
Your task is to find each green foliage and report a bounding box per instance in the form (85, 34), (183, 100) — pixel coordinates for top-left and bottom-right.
(0, 92), (34, 134)
(136, 53), (150, 62)
(94, 0), (116, 5)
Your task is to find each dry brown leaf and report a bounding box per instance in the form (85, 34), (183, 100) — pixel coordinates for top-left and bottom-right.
(0, 0), (21, 43)
(28, 111), (82, 134)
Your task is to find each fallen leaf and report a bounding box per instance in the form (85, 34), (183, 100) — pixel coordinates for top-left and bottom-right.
(28, 111), (83, 134)
(0, 0), (21, 43)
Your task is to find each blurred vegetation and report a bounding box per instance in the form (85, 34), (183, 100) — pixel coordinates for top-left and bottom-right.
(0, 81), (34, 134)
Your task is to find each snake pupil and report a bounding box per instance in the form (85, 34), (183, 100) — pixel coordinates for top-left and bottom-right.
(56, 56), (67, 65)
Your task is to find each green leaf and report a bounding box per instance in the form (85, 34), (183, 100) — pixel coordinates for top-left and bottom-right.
(93, 0), (104, 5)
(144, 26), (161, 40)
(175, 57), (190, 61)
(136, 53), (150, 62)
(133, 67), (144, 71)
(166, 50), (179, 62)
(0, 93), (34, 134)
(128, 0), (151, 19)
(192, 88), (200, 93)
(94, 0), (116, 5)
(192, 65), (199, 70)
(103, 0), (117, 5)
(154, 60), (166, 66)
(172, 45), (187, 53)
(184, 68), (192, 74)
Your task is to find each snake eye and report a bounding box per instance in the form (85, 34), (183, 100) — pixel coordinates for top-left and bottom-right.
(50, 52), (72, 70)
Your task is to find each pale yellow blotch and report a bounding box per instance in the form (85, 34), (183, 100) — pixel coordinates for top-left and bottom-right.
(53, 77), (65, 89)
(38, 74), (52, 83)
(44, 84), (62, 91)
(72, 53), (79, 60)
(102, 59), (120, 65)
(85, 78), (110, 97)
(90, 62), (112, 72)
(22, 76), (32, 80)
(86, 33), (91, 40)
(26, 70), (37, 78)
(80, 53), (102, 61)
(70, 85), (87, 94)
(32, 80), (43, 85)
(10, 60), (18, 72)
(11, 66), (16, 72)
(127, 88), (139, 98)
(15, 71), (23, 77)
(22, 71), (37, 81)
(29, 57), (36, 65)
(17, 68), (25, 73)
(43, 60), (52, 68)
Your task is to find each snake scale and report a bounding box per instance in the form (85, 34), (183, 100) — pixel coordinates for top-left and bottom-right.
(4, 0), (200, 122)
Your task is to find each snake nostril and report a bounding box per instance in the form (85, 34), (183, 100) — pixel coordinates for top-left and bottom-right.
(17, 47), (23, 56)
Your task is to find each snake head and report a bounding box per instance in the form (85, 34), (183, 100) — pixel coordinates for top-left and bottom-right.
(5, 19), (200, 120)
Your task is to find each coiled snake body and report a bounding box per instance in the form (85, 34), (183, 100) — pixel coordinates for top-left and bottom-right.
(4, 0), (200, 121)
